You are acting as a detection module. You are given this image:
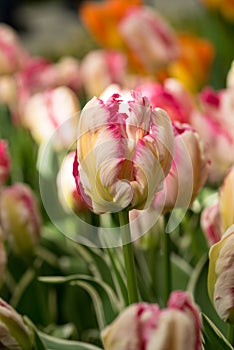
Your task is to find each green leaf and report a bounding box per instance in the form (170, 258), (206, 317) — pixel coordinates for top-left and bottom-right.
(39, 274), (120, 329)
(202, 314), (233, 350)
(39, 332), (103, 350)
(23, 317), (47, 350)
(71, 275), (119, 329)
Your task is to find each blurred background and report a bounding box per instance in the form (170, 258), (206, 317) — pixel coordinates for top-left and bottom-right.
(0, 0), (203, 59)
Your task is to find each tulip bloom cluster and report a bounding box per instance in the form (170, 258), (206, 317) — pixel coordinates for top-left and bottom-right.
(73, 91), (174, 214)
(102, 290), (202, 350)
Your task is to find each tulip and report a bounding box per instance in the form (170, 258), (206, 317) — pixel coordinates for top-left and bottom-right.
(80, 0), (143, 49)
(80, 50), (127, 97)
(191, 86), (234, 183)
(219, 166), (234, 231)
(118, 7), (179, 72)
(0, 24), (29, 75)
(57, 151), (88, 214)
(0, 297), (33, 349)
(73, 91), (174, 214)
(55, 56), (81, 92)
(208, 224), (234, 323)
(165, 33), (214, 92)
(101, 290), (201, 350)
(0, 75), (17, 106)
(22, 86), (79, 149)
(201, 202), (222, 246)
(0, 183), (41, 256)
(154, 122), (210, 214)
(0, 140), (11, 187)
(137, 79), (195, 124)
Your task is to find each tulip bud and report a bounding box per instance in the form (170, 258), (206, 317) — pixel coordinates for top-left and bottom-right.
(0, 297), (33, 349)
(154, 122), (210, 214)
(22, 86), (79, 150)
(201, 202), (222, 246)
(0, 183), (41, 256)
(101, 290), (201, 350)
(57, 151), (88, 214)
(0, 140), (11, 187)
(0, 24), (29, 75)
(208, 224), (234, 323)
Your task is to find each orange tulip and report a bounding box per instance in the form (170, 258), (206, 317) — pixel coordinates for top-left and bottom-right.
(159, 33), (215, 92)
(80, 0), (142, 49)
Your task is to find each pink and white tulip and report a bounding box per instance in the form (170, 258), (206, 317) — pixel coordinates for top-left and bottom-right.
(0, 24), (29, 75)
(154, 123), (210, 214)
(119, 7), (179, 72)
(208, 224), (234, 323)
(201, 202), (222, 246)
(191, 87), (234, 183)
(57, 152), (88, 214)
(102, 290), (201, 350)
(22, 86), (79, 149)
(73, 91), (174, 214)
(0, 183), (41, 256)
(137, 79), (195, 123)
(80, 50), (127, 97)
(0, 298), (33, 349)
(0, 140), (10, 187)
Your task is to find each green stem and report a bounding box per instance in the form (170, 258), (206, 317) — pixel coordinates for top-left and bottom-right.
(163, 231), (172, 306)
(119, 211), (139, 304)
(228, 324), (234, 347)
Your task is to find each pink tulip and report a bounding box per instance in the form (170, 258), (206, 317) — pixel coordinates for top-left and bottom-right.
(192, 86), (234, 183)
(0, 140), (10, 187)
(137, 79), (195, 123)
(201, 202), (222, 246)
(57, 152), (88, 214)
(0, 297), (33, 349)
(73, 91), (174, 214)
(119, 7), (179, 72)
(0, 24), (29, 75)
(154, 122), (210, 214)
(80, 50), (127, 97)
(102, 290), (201, 350)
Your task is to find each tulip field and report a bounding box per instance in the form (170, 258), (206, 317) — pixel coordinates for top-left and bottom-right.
(1, 0), (234, 349)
